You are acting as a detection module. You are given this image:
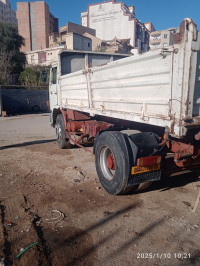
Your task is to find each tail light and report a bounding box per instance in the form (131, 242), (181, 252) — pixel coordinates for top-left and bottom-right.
(137, 155), (161, 167)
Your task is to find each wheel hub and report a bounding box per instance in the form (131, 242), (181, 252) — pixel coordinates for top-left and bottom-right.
(100, 146), (115, 181)
(107, 154), (115, 170)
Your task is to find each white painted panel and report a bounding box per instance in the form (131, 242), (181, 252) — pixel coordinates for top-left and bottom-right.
(58, 19), (200, 138)
(60, 50), (173, 126)
(60, 71), (89, 109)
(89, 51), (171, 120)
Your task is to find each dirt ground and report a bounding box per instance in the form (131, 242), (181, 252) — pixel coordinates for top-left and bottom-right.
(0, 114), (200, 266)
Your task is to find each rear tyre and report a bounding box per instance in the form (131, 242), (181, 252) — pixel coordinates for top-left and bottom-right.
(55, 114), (71, 149)
(95, 131), (131, 195)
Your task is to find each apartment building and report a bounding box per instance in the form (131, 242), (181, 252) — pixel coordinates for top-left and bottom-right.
(81, 0), (152, 53)
(144, 22), (156, 33)
(49, 22), (98, 51)
(60, 22), (96, 37)
(17, 1), (58, 52)
(150, 28), (178, 50)
(0, 0), (17, 26)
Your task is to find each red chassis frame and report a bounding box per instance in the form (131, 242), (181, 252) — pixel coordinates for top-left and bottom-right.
(60, 109), (200, 173)
(60, 109), (113, 153)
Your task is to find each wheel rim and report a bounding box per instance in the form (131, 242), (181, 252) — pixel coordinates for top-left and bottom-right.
(99, 146), (116, 181)
(56, 124), (62, 141)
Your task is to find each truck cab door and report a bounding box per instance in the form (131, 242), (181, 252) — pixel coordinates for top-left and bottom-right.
(49, 64), (60, 112)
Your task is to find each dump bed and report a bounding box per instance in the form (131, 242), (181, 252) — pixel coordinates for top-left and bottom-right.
(58, 19), (200, 138)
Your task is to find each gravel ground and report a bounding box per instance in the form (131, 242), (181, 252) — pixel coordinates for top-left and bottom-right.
(0, 114), (200, 266)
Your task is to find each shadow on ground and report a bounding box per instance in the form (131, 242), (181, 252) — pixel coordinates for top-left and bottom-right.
(127, 171), (200, 195)
(0, 139), (56, 150)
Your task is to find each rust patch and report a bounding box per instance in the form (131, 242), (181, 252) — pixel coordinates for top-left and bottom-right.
(173, 20), (186, 44)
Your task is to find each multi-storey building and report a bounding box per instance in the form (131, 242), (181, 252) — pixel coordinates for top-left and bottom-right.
(0, 0), (17, 27)
(16, 1), (58, 52)
(150, 28), (178, 50)
(49, 22), (100, 52)
(49, 21), (130, 54)
(144, 22), (156, 33)
(60, 22), (96, 38)
(81, 0), (153, 53)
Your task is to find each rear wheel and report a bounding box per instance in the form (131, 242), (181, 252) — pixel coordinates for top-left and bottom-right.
(95, 131), (131, 195)
(55, 114), (71, 149)
(95, 131), (155, 195)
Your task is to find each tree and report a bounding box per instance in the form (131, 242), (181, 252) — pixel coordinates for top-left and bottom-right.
(0, 50), (15, 85)
(0, 22), (26, 85)
(19, 66), (50, 89)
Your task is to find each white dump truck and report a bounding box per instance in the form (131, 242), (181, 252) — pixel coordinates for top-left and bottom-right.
(49, 18), (200, 195)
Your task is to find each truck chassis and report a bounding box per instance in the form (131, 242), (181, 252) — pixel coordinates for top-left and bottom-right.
(52, 108), (200, 195)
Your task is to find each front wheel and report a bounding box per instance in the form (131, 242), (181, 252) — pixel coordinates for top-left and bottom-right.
(95, 131), (131, 195)
(55, 114), (71, 149)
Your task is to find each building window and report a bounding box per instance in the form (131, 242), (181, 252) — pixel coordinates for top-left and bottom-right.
(163, 43), (167, 47)
(164, 34), (168, 39)
(38, 52), (46, 63)
(88, 43), (90, 48)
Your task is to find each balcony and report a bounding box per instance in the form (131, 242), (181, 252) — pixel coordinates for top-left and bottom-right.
(150, 39), (161, 45)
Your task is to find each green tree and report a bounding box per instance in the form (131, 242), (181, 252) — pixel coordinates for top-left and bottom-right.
(19, 66), (50, 89)
(0, 22), (26, 85)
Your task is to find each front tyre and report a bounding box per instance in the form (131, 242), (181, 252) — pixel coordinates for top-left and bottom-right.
(55, 114), (71, 149)
(95, 131), (131, 195)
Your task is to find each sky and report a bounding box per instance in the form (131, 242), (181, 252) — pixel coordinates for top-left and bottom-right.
(9, 0), (200, 31)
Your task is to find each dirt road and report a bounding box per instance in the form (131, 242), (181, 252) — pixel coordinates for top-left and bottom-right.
(0, 114), (200, 266)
